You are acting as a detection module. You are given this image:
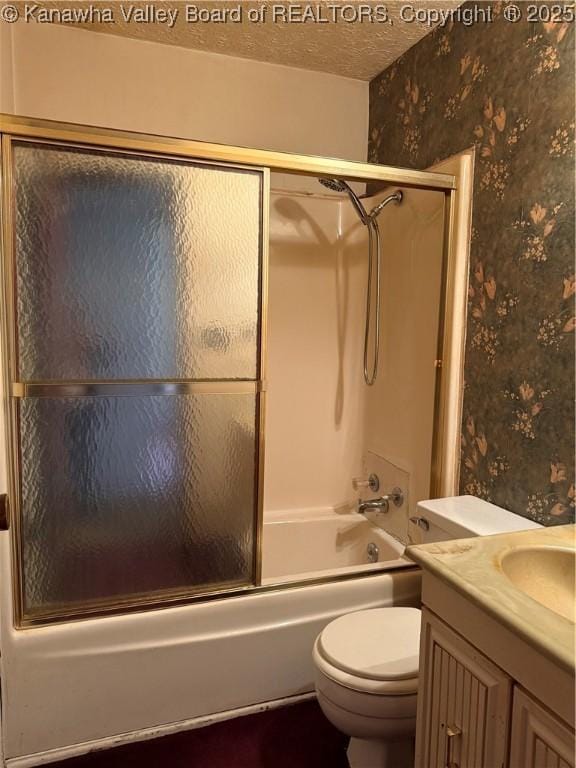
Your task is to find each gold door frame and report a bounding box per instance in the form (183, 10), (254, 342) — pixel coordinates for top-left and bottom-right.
(0, 114), (459, 626)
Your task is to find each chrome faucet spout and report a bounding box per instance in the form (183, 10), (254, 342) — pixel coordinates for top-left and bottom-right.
(357, 487), (404, 515)
(359, 498), (390, 514)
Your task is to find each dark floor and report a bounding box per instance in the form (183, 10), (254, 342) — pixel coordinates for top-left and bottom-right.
(50, 701), (350, 768)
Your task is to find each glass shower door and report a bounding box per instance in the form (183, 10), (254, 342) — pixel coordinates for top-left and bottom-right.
(5, 139), (267, 624)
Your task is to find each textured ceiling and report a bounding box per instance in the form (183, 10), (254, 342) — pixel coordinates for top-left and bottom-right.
(33, 1), (464, 80)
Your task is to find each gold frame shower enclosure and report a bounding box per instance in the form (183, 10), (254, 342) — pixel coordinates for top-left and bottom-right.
(0, 114), (460, 626)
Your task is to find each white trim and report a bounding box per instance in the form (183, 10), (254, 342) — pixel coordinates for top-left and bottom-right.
(6, 693), (316, 768)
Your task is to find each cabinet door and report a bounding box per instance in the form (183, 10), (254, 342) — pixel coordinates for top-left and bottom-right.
(509, 686), (575, 768)
(415, 609), (512, 768)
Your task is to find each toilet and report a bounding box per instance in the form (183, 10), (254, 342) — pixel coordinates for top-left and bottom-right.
(312, 495), (541, 768)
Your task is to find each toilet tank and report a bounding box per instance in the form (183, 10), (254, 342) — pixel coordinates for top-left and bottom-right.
(412, 495), (541, 544)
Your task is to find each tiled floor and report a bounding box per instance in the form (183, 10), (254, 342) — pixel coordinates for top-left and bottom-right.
(50, 700), (350, 767)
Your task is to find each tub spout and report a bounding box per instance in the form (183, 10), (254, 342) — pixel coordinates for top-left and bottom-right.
(359, 498), (389, 514)
(358, 488), (404, 515)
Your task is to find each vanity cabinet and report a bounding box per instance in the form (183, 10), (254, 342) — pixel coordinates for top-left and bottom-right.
(409, 525), (575, 768)
(509, 687), (575, 768)
(415, 609), (511, 768)
(415, 608), (575, 768)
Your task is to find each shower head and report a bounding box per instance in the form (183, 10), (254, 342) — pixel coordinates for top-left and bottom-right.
(318, 178), (348, 193)
(318, 177), (369, 225)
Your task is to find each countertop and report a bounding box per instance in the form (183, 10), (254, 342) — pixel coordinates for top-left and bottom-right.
(406, 524), (576, 673)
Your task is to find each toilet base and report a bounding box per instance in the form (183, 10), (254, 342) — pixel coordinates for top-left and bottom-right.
(347, 736), (415, 768)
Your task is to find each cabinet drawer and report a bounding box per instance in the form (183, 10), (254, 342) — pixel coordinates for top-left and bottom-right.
(415, 608), (512, 768)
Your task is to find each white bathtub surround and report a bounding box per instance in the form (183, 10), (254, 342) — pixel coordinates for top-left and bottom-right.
(262, 507), (406, 583)
(265, 176), (462, 522)
(359, 187), (445, 508)
(265, 190), (367, 513)
(360, 452), (410, 544)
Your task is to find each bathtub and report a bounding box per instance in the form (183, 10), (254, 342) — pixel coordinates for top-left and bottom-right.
(0, 516), (420, 766)
(262, 507), (407, 582)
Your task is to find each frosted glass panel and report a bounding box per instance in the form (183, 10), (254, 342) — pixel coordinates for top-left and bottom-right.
(13, 142), (261, 381)
(19, 394), (257, 617)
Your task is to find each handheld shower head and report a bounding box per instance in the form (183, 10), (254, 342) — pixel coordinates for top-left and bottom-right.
(318, 178), (369, 225)
(318, 178), (348, 193)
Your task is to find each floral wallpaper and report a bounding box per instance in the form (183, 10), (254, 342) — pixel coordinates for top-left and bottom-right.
(369, 2), (575, 525)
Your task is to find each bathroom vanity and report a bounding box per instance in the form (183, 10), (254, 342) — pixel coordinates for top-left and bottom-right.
(408, 525), (575, 768)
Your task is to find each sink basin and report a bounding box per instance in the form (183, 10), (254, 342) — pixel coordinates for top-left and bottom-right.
(500, 546), (575, 623)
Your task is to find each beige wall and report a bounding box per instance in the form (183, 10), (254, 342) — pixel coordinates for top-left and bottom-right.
(1, 23), (367, 170)
(0, 24), (14, 113)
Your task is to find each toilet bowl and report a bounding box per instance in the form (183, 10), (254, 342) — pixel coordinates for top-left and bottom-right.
(312, 496), (543, 767)
(313, 607), (420, 768)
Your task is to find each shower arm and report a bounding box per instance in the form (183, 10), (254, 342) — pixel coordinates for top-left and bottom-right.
(368, 191), (403, 220)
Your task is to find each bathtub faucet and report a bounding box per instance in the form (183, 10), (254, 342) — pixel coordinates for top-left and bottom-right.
(358, 488), (404, 515)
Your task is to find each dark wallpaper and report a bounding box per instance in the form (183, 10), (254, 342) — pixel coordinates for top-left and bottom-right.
(369, 2), (575, 524)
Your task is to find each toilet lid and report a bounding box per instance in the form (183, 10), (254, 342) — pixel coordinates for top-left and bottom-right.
(317, 608), (421, 681)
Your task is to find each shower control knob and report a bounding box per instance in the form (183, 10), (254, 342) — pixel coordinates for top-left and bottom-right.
(352, 474), (380, 493)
